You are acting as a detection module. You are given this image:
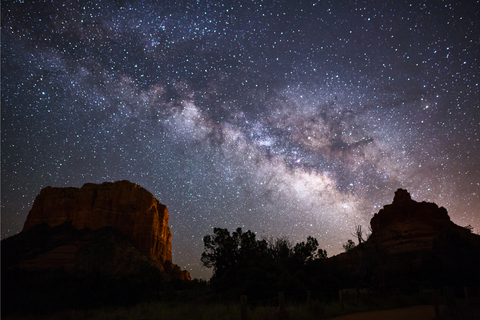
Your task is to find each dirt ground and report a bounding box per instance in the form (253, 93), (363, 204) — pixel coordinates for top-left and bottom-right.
(331, 305), (435, 320)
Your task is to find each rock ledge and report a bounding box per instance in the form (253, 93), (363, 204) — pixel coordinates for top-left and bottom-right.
(23, 180), (190, 280)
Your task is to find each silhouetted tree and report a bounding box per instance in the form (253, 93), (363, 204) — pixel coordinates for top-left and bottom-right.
(201, 228), (328, 298)
(201, 227), (267, 279)
(293, 236), (321, 263)
(266, 236), (293, 261)
(317, 248), (328, 259)
(351, 225), (365, 244)
(343, 239), (356, 252)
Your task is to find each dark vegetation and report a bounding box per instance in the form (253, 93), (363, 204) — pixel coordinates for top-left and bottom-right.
(2, 224), (480, 318)
(199, 227), (480, 319)
(199, 226), (480, 312)
(201, 227), (329, 301)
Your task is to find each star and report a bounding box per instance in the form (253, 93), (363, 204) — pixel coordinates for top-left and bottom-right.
(1, 0), (479, 279)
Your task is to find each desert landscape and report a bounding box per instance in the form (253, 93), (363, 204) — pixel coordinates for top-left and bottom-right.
(2, 1), (479, 319)
(2, 182), (480, 319)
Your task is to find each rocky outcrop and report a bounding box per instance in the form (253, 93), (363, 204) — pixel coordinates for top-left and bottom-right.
(5, 222), (160, 276)
(22, 180), (190, 280)
(1, 223), (173, 314)
(164, 260), (192, 281)
(329, 189), (480, 293)
(368, 188), (474, 254)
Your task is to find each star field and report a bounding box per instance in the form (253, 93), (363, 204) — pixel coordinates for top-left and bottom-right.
(2, 0), (479, 279)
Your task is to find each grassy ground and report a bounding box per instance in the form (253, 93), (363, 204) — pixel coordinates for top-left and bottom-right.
(4, 290), (479, 320)
(0, 295), (422, 319)
(328, 305), (434, 320)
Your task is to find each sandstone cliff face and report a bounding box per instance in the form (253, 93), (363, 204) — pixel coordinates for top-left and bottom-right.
(368, 188), (473, 254)
(22, 180), (190, 280)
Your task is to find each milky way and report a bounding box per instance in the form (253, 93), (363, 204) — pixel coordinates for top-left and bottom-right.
(2, 0), (479, 278)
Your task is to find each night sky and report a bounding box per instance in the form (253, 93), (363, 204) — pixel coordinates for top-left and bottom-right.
(2, 0), (479, 279)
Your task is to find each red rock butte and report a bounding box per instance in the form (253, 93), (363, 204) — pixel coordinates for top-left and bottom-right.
(23, 180), (190, 280)
(368, 188), (474, 254)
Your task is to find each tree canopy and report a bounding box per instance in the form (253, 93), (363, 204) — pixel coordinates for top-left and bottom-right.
(201, 227), (268, 278)
(201, 227), (328, 297)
